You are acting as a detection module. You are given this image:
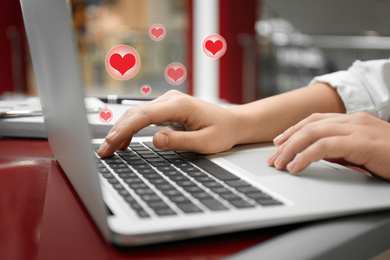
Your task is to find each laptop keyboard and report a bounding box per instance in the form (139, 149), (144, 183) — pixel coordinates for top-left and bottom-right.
(93, 142), (283, 219)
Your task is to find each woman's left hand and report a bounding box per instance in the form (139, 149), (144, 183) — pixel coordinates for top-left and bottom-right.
(267, 112), (390, 180)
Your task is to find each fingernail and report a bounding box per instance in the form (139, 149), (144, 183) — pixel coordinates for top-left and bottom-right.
(273, 134), (283, 145)
(267, 151), (277, 164)
(156, 133), (169, 148)
(274, 156), (282, 168)
(287, 161), (296, 173)
(98, 141), (108, 153)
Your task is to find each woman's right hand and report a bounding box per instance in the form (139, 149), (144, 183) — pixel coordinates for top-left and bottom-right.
(98, 90), (242, 157)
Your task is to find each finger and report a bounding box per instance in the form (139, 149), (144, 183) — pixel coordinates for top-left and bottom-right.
(273, 122), (349, 170)
(105, 91), (172, 138)
(273, 113), (344, 146)
(153, 127), (224, 154)
(98, 98), (190, 157)
(286, 136), (354, 173)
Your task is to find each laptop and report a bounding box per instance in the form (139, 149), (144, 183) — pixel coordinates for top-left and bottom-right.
(20, 0), (390, 246)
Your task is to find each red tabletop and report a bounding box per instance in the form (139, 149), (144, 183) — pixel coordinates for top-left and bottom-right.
(0, 138), (287, 260)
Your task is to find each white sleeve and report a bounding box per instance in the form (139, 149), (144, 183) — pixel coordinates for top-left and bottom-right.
(310, 58), (390, 121)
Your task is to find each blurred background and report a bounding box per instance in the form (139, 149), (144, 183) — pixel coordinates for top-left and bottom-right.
(1, 0), (390, 104)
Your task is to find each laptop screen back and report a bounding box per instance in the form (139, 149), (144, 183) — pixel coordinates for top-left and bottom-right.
(20, 0), (111, 240)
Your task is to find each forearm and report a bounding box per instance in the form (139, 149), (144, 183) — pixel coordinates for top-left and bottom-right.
(228, 82), (346, 144)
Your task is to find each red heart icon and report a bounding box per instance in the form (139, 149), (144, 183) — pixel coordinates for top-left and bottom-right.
(100, 111), (112, 121)
(109, 53), (135, 75)
(151, 28), (163, 38)
(141, 85), (151, 95)
(167, 68), (184, 82)
(205, 40), (223, 55)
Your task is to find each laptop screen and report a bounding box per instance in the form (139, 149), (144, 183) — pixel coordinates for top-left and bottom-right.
(71, 0), (189, 98)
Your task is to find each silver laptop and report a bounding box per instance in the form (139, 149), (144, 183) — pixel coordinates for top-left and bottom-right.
(20, 0), (390, 246)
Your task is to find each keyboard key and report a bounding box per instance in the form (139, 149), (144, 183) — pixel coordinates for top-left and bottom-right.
(114, 168), (133, 174)
(98, 167), (110, 173)
(107, 178), (120, 184)
(149, 179), (170, 185)
(236, 186), (263, 194)
(97, 163), (106, 168)
(114, 184), (128, 193)
(190, 158), (239, 181)
(202, 182), (224, 189)
(161, 189), (183, 197)
(154, 208), (177, 216)
(129, 143), (144, 148)
(127, 201), (142, 210)
(199, 199), (228, 211)
(229, 199), (255, 209)
(143, 173), (163, 179)
(147, 200), (170, 209)
(182, 186), (204, 194)
(141, 154), (160, 159)
(137, 151), (156, 156)
(103, 159), (123, 164)
(123, 195), (136, 203)
(131, 147), (149, 152)
(140, 194), (161, 202)
(152, 162), (171, 168)
(225, 180), (252, 188)
(168, 196), (191, 204)
(132, 164), (151, 170)
(187, 171), (207, 178)
(162, 171), (181, 177)
(136, 210), (150, 218)
(247, 192), (271, 200)
(109, 164), (128, 169)
(127, 183), (148, 189)
(126, 159), (147, 165)
(123, 178), (143, 185)
(157, 151), (177, 156)
(120, 155), (141, 161)
(147, 158), (166, 163)
(210, 187), (232, 194)
(101, 172), (114, 178)
(220, 193), (242, 201)
(191, 192), (213, 200)
(137, 168), (157, 174)
(177, 203), (203, 213)
(174, 163), (193, 169)
(166, 158), (186, 164)
(156, 166), (175, 172)
(112, 183), (125, 190)
(134, 188), (155, 195)
(117, 172), (137, 178)
(169, 175), (190, 182)
(178, 151), (199, 158)
(175, 180), (197, 187)
(193, 176), (214, 183)
(256, 199), (283, 207)
(154, 183), (175, 190)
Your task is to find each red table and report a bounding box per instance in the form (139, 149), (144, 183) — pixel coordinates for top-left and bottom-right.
(0, 138), (288, 260)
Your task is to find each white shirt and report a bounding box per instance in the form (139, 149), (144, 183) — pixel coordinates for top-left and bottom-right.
(311, 58), (390, 121)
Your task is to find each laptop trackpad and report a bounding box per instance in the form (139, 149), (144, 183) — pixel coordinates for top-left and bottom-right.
(217, 149), (286, 177)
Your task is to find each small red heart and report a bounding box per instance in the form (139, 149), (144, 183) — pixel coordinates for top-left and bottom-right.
(109, 53), (135, 75)
(100, 111), (112, 121)
(151, 28), (163, 38)
(205, 40), (223, 55)
(167, 68), (184, 82)
(141, 85), (151, 95)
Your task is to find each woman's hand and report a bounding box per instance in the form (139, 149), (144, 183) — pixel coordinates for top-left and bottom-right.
(267, 112), (390, 180)
(98, 90), (241, 157)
